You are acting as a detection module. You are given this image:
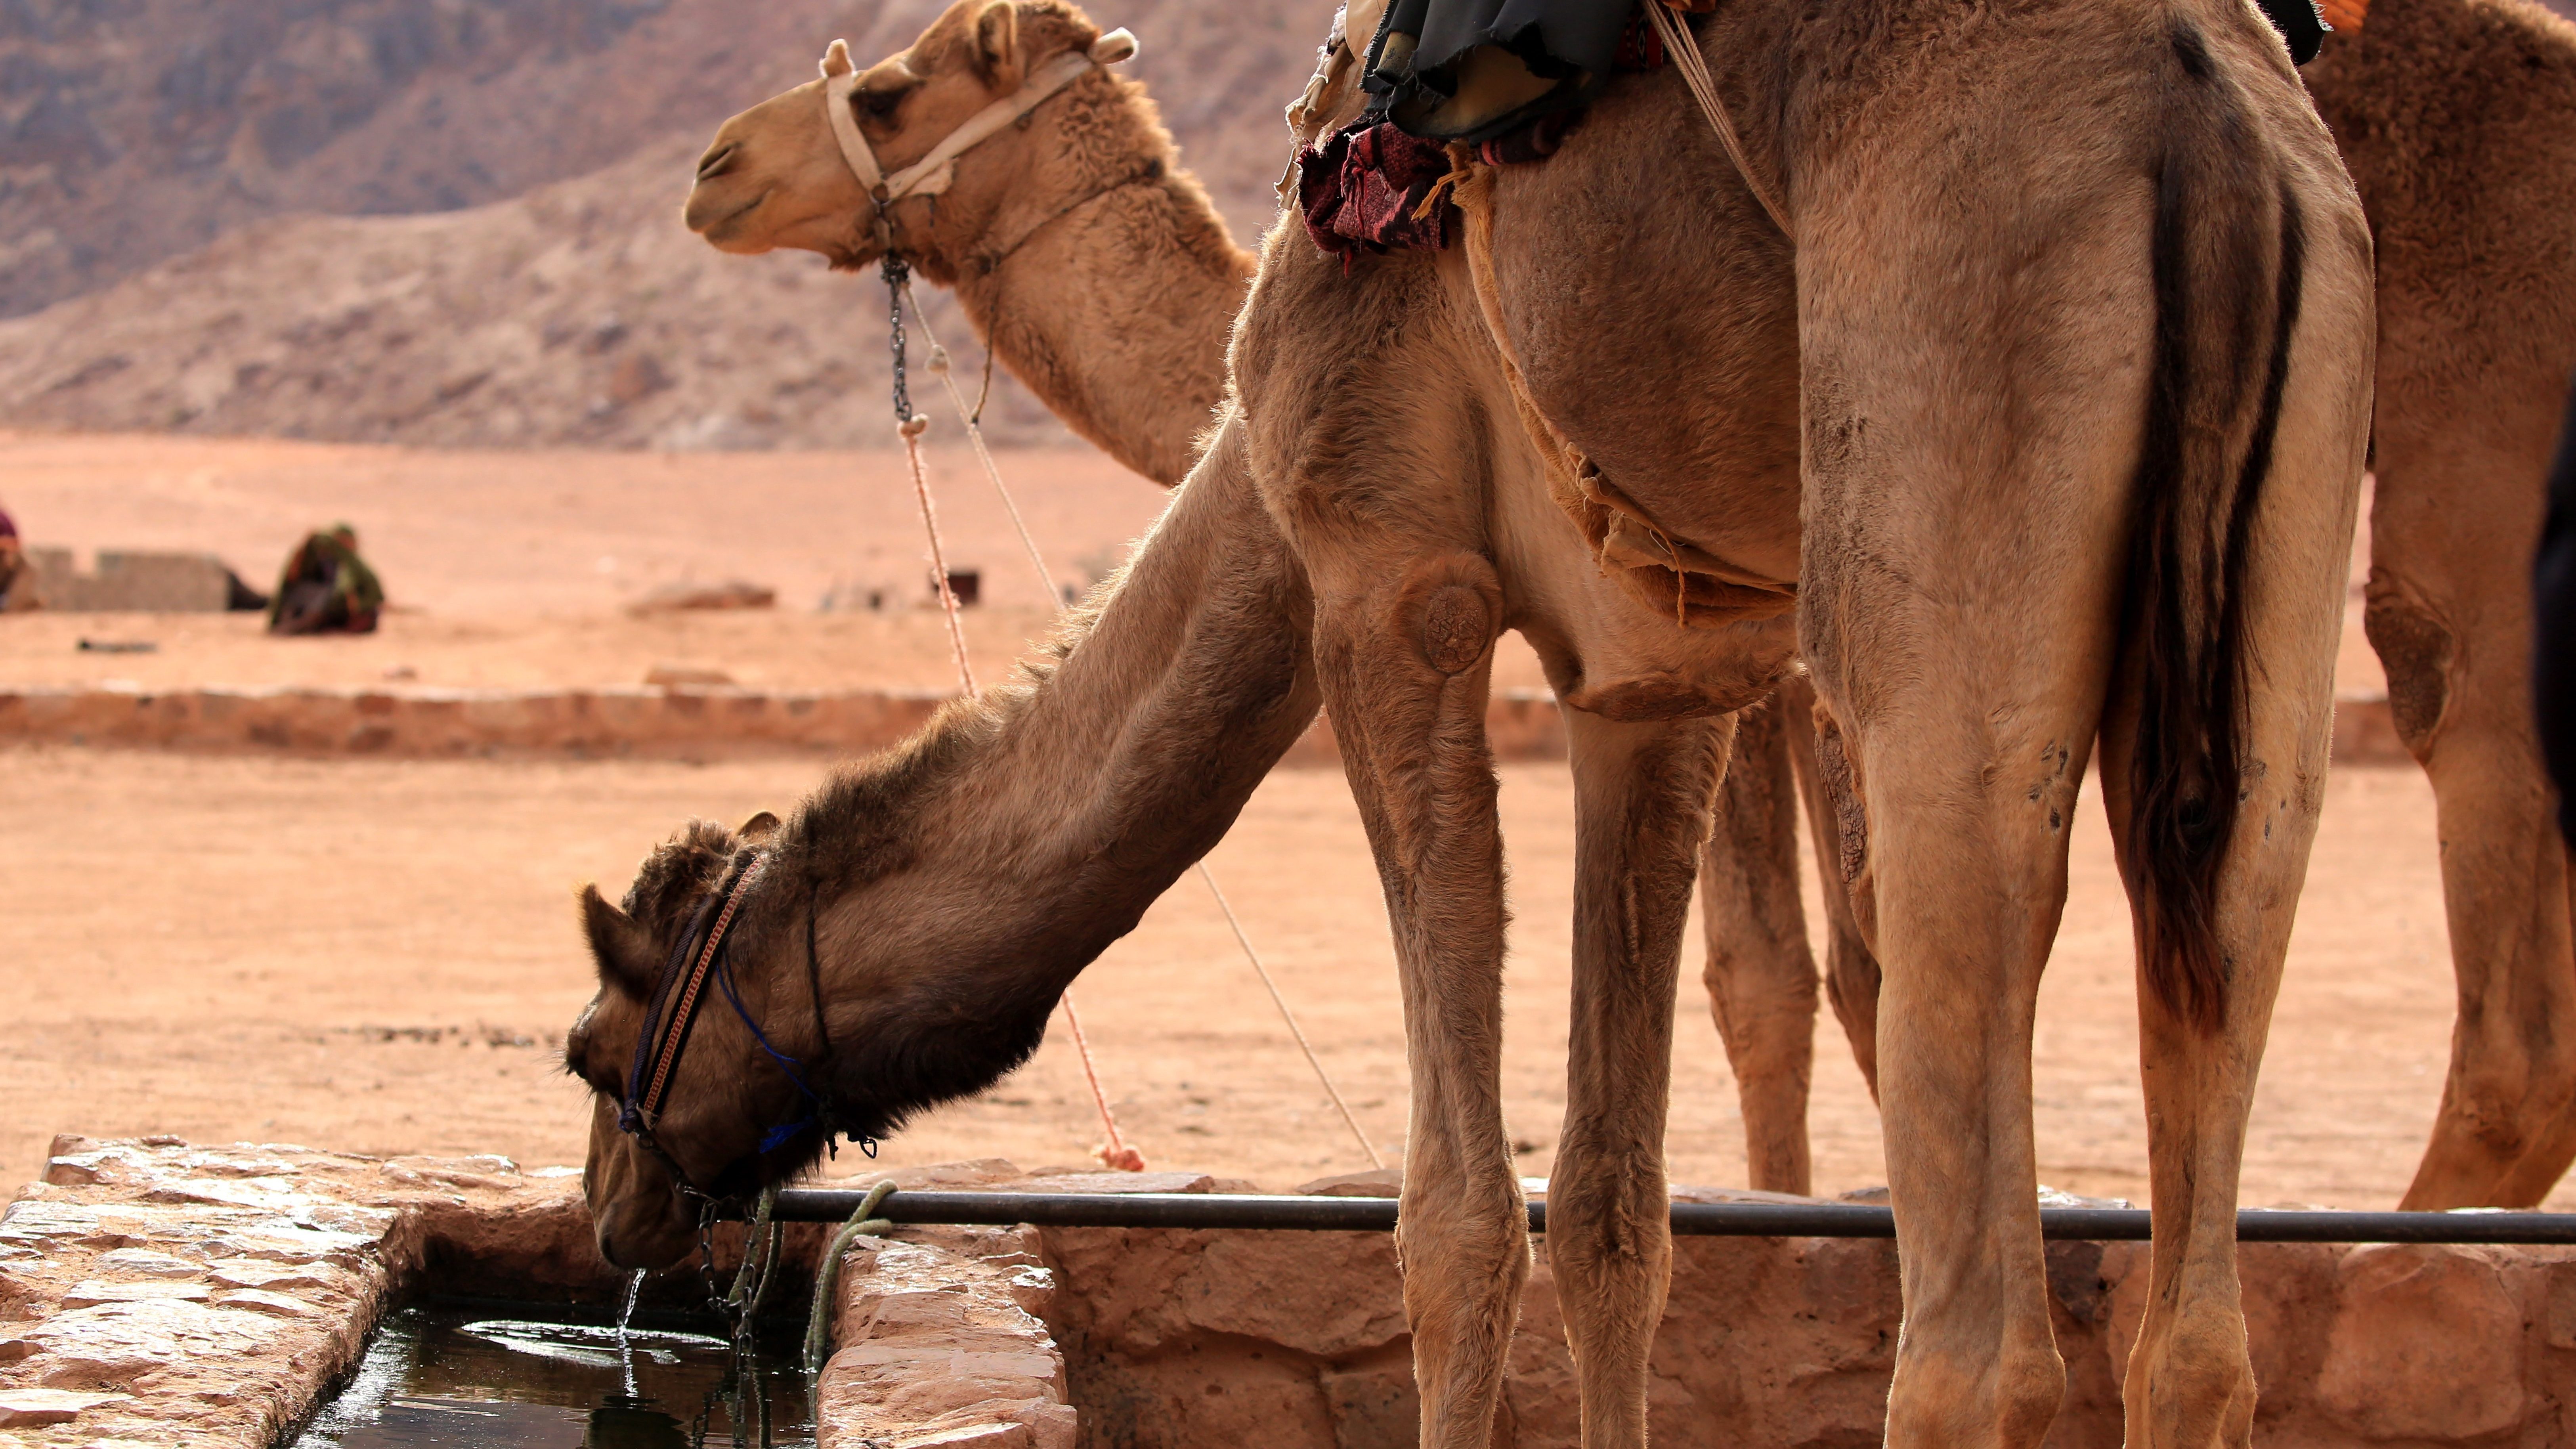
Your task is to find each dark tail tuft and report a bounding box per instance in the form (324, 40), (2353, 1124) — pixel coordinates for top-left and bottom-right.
(2122, 36), (2308, 1035)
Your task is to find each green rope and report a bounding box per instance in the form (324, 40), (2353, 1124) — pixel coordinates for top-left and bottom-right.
(803, 1179), (900, 1376)
(728, 1185), (781, 1321)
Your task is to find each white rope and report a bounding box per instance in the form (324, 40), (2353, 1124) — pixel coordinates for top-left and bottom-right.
(1642, 1), (1792, 238)
(904, 288), (1064, 612)
(912, 309), (1385, 1170)
(887, 296), (1139, 1168)
(1196, 863), (1385, 1168)
(895, 415), (977, 694)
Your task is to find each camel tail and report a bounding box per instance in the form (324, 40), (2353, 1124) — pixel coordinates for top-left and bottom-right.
(2122, 21), (2308, 1035)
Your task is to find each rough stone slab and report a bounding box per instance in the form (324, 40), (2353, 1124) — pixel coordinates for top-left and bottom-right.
(0, 1388), (130, 1426)
(818, 1229), (1074, 1449)
(0, 1137), (603, 1448)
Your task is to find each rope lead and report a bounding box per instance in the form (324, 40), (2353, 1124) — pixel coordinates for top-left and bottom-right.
(892, 287), (1383, 1176)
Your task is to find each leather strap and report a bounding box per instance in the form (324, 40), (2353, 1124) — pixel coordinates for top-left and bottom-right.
(634, 856), (766, 1123)
(820, 28), (1139, 211)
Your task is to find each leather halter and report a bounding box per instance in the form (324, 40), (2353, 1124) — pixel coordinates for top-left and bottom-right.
(817, 27), (1139, 249)
(614, 851), (858, 1202)
(621, 855), (767, 1143)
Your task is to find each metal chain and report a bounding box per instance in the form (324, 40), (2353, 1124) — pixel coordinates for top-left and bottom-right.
(883, 254), (915, 424)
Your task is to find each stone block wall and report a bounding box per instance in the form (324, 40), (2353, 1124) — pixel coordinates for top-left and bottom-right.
(21, 550), (233, 612)
(0, 684), (2403, 770)
(1026, 1217), (2576, 1449)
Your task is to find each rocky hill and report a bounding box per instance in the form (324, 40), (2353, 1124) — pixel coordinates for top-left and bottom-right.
(0, 0), (1318, 449)
(16, 0), (2528, 451)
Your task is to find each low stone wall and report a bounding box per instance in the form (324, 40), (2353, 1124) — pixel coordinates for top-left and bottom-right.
(0, 684), (1567, 765)
(0, 683), (2393, 769)
(3, 1141), (2549, 1448)
(1036, 1200), (2576, 1448)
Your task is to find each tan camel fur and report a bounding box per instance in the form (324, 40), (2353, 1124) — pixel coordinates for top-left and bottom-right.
(2307, 0), (2576, 1208)
(589, 0), (2375, 1441)
(683, 0), (1254, 485)
(1785, 0), (2576, 1213)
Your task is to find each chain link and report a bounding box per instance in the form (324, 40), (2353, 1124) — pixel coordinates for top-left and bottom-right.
(883, 254), (915, 424)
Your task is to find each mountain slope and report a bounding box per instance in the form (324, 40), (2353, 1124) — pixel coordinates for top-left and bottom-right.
(0, 0), (1322, 449)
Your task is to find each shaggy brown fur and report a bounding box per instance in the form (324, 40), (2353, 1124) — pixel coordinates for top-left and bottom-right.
(566, 419), (1320, 1267)
(682, 0), (1252, 484)
(1795, 0), (2576, 1213)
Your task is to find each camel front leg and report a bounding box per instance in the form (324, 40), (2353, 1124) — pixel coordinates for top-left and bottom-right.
(1561, 707), (1732, 1443)
(1697, 694), (1822, 1193)
(1315, 554), (1526, 1449)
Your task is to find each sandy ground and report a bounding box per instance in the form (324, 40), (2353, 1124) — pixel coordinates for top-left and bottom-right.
(0, 430), (1560, 695)
(0, 432), (2481, 1211)
(0, 748), (2514, 1209)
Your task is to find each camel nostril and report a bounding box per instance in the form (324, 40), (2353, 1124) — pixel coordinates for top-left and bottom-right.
(696, 142), (740, 182)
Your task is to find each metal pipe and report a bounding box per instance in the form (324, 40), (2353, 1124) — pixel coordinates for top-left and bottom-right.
(758, 1189), (2576, 1244)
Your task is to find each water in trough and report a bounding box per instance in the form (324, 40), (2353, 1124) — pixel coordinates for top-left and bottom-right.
(287, 1292), (814, 1448)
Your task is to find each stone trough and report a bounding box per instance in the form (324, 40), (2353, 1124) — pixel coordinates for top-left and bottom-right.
(0, 1138), (2561, 1447)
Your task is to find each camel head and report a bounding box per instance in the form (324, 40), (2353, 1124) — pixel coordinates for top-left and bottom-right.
(684, 0), (1145, 278)
(564, 778), (1063, 1269)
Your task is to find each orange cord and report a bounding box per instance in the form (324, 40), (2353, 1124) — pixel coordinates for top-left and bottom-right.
(900, 409), (1139, 1169)
(1059, 992), (1145, 1171)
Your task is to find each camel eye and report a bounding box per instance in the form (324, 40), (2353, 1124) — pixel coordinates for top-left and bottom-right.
(855, 83), (908, 121)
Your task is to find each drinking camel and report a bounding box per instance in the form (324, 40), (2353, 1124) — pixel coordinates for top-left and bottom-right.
(573, 0), (2373, 1441)
(684, 0), (2576, 1210)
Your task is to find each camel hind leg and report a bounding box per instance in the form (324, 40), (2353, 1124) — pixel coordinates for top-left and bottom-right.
(2370, 403), (2576, 1208)
(1793, 11), (2369, 1444)
(1557, 707), (1733, 1442)
(1697, 693), (1824, 1193)
(2095, 254), (2369, 1445)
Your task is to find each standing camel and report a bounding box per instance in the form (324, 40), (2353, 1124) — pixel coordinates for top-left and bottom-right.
(577, 0), (2372, 1443)
(688, 0), (2576, 1208)
(676, 0), (1909, 1201)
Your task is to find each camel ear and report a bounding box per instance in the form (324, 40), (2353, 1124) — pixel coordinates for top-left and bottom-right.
(737, 811), (782, 844)
(820, 38), (854, 79)
(581, 884), (661, 1000)
(970, 1), (1019, 88)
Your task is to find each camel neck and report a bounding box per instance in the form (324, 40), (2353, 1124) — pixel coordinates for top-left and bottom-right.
(952, 168), (1255, 484)
(796, 417), (1314, 999)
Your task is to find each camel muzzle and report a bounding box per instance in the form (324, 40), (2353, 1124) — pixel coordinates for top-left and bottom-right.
(694, 140), (741, 183)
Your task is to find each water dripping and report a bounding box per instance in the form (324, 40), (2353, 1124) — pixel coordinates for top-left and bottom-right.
(619, 1268), (646, 1398)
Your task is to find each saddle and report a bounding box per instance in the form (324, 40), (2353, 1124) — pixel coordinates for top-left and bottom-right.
(1349, 0), (2343, 162)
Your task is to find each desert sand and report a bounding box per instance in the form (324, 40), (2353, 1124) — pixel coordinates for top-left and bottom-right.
(0, 432), (2499, 1212)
